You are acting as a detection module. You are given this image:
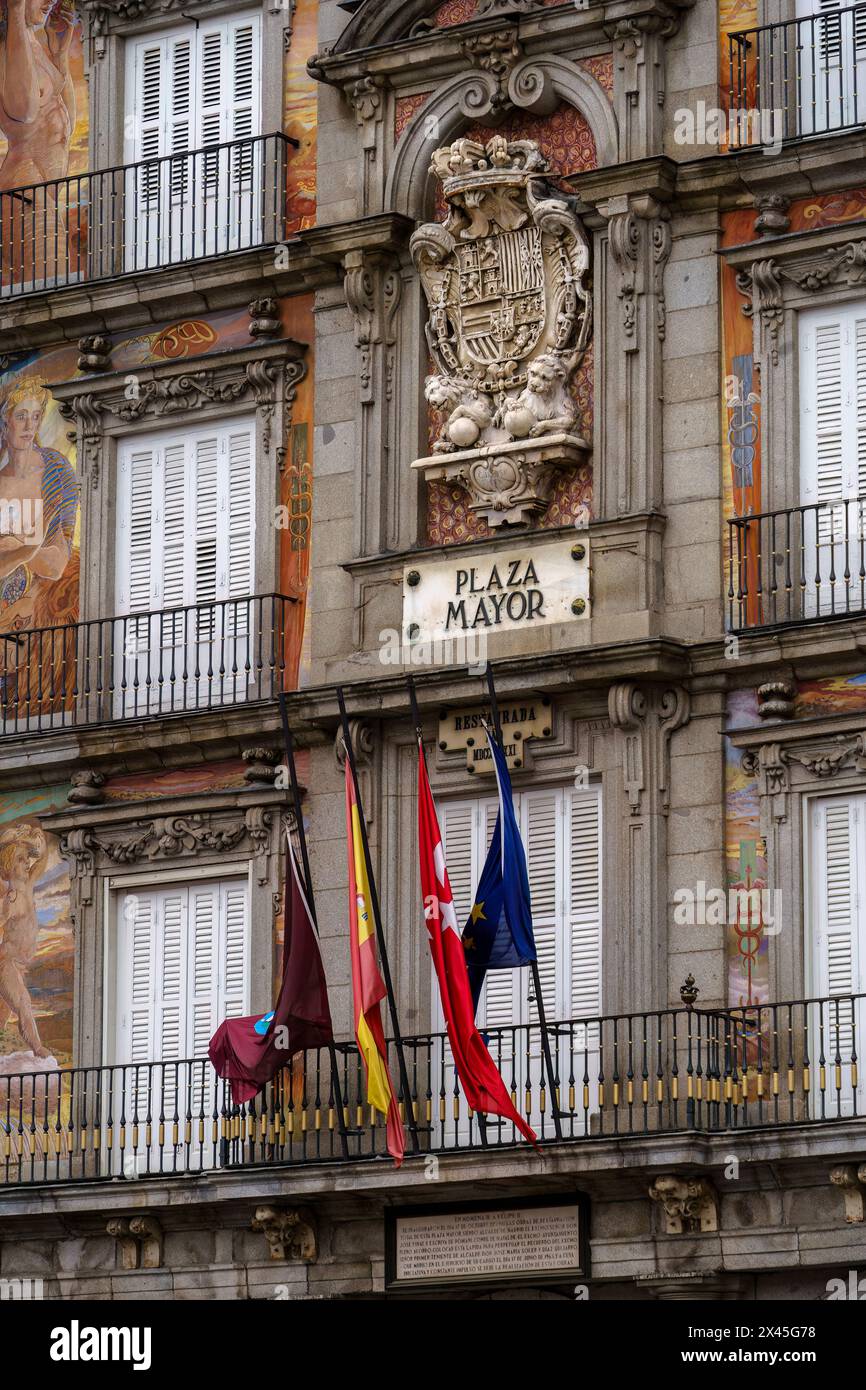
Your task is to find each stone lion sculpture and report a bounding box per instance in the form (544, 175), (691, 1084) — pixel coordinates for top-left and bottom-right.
(425, 375), (495, 453)
(501, 350), (578, 440)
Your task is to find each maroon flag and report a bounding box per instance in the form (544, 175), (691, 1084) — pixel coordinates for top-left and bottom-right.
(417, 740), (536, 1145)
(209, 840), (333, 1104)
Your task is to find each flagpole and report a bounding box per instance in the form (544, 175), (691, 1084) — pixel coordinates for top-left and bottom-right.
(336, 687), (421, 1153)
(278, 693), (351, 1159)
(407, 677), (489, 1149)
(484, 663), (563, 1141)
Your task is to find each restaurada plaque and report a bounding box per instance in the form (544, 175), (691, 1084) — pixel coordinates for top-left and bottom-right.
(385, 1197), (587, 1289)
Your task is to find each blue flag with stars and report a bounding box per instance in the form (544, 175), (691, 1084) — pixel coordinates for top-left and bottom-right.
(461, 726), (537, 1012)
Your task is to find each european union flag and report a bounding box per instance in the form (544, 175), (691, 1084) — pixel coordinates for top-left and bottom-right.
(461, 727), (537, 1012)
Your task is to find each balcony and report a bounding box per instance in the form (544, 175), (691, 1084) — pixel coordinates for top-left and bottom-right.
(727, 496), (866, 631)
(0, 592), (294, 736)
(2, 993), (861, 1187)
(0, 133), (296, 299)
(728, 3), (866, 147)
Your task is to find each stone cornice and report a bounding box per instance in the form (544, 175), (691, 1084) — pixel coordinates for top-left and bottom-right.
(314, 0), (693, 79)
(729, 710), (866, 752)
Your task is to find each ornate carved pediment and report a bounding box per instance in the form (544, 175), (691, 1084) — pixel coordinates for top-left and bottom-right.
(410, 135), (591, 525)
(50, 341), (306, 489)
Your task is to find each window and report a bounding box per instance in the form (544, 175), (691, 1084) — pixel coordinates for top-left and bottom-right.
(798, 300), (866, 614)
(114, 878), (249, 1066)
(115, 416), (256, 712)
(112, 877), (249, 1172)
(807, 794), (866, 1114)
(436, 781), (602, 1132)
(797, 0), (866, 134)
(124, 13), (262, 264)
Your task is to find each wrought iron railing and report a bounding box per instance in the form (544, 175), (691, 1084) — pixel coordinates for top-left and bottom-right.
(0, 132), (295, 298)
(727, 496), (866, 630)
(728, 3), (866, 146)
(0, 592), (294, 735)
(2, 993), (861, 1187)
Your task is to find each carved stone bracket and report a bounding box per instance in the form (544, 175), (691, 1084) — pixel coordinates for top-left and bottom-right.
(608, 681), (690, 817)
(608, 196), (672, 349)
(344, 249), (402, 408)
(251, 1206), (317, 1263)
(413, 432), (588, 527)
(649, 1175), (719, 1234)
(245, 805), (286, 886)
(459, 29), (523, 123)
(78, 335), (112, 373)
(830, 1164), (866, 1223)
(107, 1216), (163, 1270)
(756, 680), (796, 722)
(741, 742), (790, 829)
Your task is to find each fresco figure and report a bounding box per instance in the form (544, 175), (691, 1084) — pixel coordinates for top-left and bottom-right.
(0, 822), (51, 1056)
(0, 0), (78, 287)
(0, 379), (78, 632)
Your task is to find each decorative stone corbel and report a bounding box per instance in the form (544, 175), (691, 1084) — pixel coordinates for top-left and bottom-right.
(754, 193), (790, 238)
(747, 259), (784, 365)
(335, 719), (375, 824)
(756, 681), (796, 721)
(67, 770), (106, 806)
(830, 1165), (866, 1224)
(77, 335), (112, 373)
(242, 747), (281, 785)
(107, 1215), (163, 1270)
(59, 828), (97, 906)
(741, 742), (789, 828)
(605, 12), (687, 162)
(251, 1206), (317, 1263)
(608, 682), (690, 817)
(249, 298), (282, 339)
(347, 74), (388, 210)
(244, 805), (282, 886)
(460, 29), (522, 123)
(649, 1175), (719, 1234)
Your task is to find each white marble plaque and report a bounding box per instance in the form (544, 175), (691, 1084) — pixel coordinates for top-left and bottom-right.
(391, 1202), (583, 1287)
(403, 536), (589, 643)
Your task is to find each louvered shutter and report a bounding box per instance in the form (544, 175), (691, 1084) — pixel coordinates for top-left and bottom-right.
(521, 790), (558, 1025)
(809, 795), (866, 1115)
(116, 419), (256, 614)
(796, 0), (866, 130)
(115, 880), (249, 1067)
(568, 787), (602, 1022)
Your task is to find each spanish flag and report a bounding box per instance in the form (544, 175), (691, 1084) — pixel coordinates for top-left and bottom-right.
(344, 759), (404, 1166)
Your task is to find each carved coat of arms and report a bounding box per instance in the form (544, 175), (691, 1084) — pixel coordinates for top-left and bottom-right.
(410, 136), (592, 458)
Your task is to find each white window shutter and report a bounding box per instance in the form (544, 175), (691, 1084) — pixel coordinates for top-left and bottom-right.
(193, 433), (220, 606)
(226, 424), (255, 599)
(158, 889), (186, 1063)
(229, 20), (260, 143)
(568, 786), (602, 1021)
(800, 311), (845, 507)
(521, 790), (558, 1024)
(115, 880), (249, 1068)
(811, 798), (861, 1018)
(855, 316), (866, 498)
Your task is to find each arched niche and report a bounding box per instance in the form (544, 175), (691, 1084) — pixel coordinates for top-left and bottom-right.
(384, 57), (618, 221)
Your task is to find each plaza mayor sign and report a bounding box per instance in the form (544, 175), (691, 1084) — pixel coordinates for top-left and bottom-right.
(402, 535), (589, 643)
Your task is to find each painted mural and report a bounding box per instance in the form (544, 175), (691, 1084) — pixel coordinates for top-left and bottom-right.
(0, 784), (71, 1076)
(725, 689), (768, 1006)
(0, 1), (87, 290)
(283, 0), (318, 233)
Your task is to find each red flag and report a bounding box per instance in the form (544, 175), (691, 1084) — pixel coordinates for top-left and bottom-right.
(209, 840), (333, 1105)
(345, 759), (404, 1166)
(416, 740), (537, 1145)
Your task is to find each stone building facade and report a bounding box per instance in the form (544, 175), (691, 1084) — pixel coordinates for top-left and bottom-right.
(0, 0), (865, 1301)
